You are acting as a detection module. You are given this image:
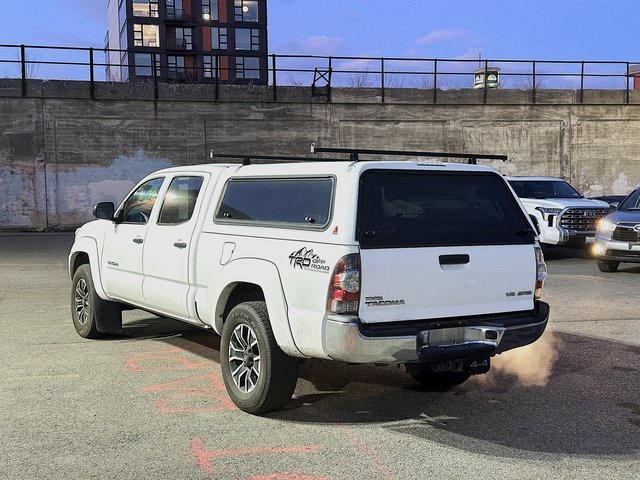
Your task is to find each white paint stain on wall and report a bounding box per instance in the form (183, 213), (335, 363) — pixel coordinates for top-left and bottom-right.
(583, 172), (637, 197)
(50, 151), (173, 227)
(0, 167), (36, 228)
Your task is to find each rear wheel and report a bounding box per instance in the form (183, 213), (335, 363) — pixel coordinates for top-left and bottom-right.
(409, 369), (471, 392)
(597, 260), (619, 273)
(221, 301), (299, 414)
(71, 264), (122, 338)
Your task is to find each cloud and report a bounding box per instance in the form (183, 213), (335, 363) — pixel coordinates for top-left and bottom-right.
(455, 47), (482, 60)
(415, 28), (468, 46)
(274, 35), (346, 55)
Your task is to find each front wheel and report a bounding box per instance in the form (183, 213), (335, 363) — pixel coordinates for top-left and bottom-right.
(221, 301), (299, 414)
(71, 264), (122, 338)
(597, 260), (619, 273)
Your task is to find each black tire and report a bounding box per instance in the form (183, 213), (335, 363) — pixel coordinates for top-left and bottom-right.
(71, 264), (122, 338)
(410, 369), (471, 392)
(221, 301), (299, 414)
(597, 260), (619, 273)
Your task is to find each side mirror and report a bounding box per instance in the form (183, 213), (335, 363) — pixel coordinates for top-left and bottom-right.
(529, 214), (541, 235)
(93, 202), (115, 221)
(610, 201), (620, 209)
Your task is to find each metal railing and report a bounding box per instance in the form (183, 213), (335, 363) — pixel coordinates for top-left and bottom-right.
(1, 43), (640, 104)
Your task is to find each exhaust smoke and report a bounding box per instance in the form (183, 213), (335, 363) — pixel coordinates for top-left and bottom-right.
(483, 329), (561, 387)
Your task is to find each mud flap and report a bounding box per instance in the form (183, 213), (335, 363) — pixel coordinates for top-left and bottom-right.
(94, 295), (123, 334)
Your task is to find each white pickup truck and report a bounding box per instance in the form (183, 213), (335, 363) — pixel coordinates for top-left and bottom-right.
(507, 176), (611, 247)
(69, 149), (550, 413)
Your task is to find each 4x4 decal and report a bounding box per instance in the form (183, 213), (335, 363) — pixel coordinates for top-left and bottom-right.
(289, 247), (330, 273)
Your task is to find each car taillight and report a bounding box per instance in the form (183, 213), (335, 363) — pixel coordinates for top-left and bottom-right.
(534, 244), (547, 300)
(327, 253), (361, 315)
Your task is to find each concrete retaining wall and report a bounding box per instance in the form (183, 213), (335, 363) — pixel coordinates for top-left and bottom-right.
(1, 80), (640, 230)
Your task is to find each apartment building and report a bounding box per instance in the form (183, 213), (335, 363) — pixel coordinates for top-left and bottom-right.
(105, 0), (268, 84)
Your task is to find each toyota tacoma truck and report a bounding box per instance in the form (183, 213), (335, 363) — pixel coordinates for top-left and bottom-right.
(507, 176), (611, 247)
(69, 148), (550, 414)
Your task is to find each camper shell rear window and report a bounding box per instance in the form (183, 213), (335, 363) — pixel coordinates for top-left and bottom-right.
(357, 170), (535, 249)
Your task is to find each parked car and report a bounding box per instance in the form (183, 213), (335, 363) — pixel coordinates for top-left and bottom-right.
(69, 150), (550, 414)
(507, 176), (611, 247)
(593, 186), (640, 272)
(590, 195), (628, 209)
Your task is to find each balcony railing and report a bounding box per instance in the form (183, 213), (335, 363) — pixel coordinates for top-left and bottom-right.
(3, 43), (640, 104)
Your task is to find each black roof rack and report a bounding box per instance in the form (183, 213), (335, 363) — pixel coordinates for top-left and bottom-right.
(310, 144), (508, 165)
(213, 146), (508, 166)
(214, 153), (347, 166)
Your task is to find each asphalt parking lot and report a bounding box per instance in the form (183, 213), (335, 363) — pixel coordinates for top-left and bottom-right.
(1, 233), (639, 479)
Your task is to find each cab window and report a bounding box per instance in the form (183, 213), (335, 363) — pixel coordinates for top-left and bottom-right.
(120, 177), (165, 224)
(158, 176), (204, 225)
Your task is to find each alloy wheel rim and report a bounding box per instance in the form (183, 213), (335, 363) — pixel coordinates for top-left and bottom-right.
(74, 279), (90, 326)
(228, 324), (261, 393)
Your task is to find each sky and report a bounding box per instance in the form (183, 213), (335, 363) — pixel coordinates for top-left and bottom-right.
(1, 0), (640, 84)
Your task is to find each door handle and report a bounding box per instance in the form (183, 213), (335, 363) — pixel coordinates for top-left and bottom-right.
(133, 238), (144, 244)
(174, 241), (187, 249)
(439, 254), (470, 266)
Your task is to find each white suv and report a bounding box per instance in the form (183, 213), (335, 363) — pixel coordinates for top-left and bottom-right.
(69, 148), (550, 414)
(507, 176), (611, 247)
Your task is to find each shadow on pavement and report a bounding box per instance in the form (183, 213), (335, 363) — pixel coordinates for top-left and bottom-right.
(117, 317), (640, 458)
(542, 245), (592, 261)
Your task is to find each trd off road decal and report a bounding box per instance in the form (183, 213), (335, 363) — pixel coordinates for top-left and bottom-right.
(289, 247), (330, 273)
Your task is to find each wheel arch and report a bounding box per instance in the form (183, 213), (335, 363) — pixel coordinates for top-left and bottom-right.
(211, 258), (304, 358)
(68, 236), (108, 300)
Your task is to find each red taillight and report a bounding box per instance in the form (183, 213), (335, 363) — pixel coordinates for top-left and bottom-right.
(327, 253), (361, 315)
(534, 244), (547, 300)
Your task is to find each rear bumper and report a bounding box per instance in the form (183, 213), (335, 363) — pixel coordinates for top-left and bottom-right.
(322, 301), (550, 364)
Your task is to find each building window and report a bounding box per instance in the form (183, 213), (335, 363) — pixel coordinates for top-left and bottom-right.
(134, 53), (160, 76)
(166, 0), (185, 20)
(203, 56), (219, 78)
(234, 0), (258, 22)
(119, 0), (128, 30)
(202, 0), (218, 21)
(132, 0), (159, 17)
(236, 28), (260, 51)
(211, 27), (228, 50)
(173, 27), (193, 50)
(134, 24), (159, 47)
(121, 53), (129, 81)
(168, 55), (186, 79)
(236, 56), (260, 79)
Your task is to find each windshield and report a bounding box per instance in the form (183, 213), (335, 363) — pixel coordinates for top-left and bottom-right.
(358, 170), (535, 248)
(619, 189), (640, 211)
(509, 180), (583, 199)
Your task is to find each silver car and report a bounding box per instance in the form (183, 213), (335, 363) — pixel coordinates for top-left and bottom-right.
(593, 187), (640, 272)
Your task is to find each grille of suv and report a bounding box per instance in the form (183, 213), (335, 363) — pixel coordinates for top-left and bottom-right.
(558, 208), (611, 232)
(612, 225), (640, 242)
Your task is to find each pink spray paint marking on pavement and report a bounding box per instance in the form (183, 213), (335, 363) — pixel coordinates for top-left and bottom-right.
(124, 346), (210, 373)
(142, 373), (236, 414)
(190, 438), (322, 475)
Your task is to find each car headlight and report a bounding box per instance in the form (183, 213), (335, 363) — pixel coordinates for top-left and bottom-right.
(596, 218), (616, 240)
